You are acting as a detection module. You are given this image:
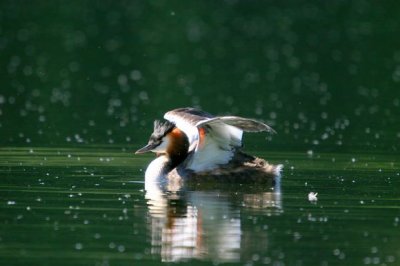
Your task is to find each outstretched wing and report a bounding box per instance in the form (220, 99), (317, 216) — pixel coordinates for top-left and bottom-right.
(164, 107), (215, 151)
(164, 107), (273, 172)
(197, 116), (275, 133)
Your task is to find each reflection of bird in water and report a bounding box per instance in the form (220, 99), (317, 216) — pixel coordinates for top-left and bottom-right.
(144, 179), (282, 263)
(136, 107), (282, 182)
(146, 190), (242, 263)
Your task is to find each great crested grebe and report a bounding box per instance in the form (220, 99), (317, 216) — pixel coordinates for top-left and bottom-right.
(135, 107), (282, 182)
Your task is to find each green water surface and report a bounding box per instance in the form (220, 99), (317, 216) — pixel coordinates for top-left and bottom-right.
(0, 148), (399, 265)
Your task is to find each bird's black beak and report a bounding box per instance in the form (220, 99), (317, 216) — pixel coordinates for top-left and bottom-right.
(135, 142), (158, 154)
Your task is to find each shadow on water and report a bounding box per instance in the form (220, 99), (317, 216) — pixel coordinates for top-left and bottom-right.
(144, 176), (282, 263)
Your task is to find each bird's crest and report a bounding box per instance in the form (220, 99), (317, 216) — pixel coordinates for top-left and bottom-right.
(152, 120), (175, 140)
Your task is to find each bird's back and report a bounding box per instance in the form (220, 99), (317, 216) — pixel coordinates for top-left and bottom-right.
(168, 150), (282, 183)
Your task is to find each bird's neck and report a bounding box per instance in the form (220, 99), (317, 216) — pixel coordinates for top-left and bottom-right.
(145, 129), (189, 181)
(166, 128), (190, 170)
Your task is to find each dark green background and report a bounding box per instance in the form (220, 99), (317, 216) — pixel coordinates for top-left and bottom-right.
(1, 1), (399, 152)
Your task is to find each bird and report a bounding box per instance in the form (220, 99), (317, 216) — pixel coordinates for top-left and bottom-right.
(135, 107), (282, 183)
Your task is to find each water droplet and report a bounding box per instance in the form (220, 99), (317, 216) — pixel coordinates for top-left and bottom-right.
(130, 70), (142, 81)
(75, 243), (83, 250)
(118, 245), (125, 252)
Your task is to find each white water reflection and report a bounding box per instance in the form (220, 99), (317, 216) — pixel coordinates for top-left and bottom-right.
(145, 178), (282, 263)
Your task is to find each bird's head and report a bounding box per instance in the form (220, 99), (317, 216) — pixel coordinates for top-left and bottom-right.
(135, 120), (176, 155)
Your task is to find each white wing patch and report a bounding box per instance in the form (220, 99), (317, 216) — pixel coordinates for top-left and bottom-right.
(186, 122), (243, 172)
(164, 112), (202, 151)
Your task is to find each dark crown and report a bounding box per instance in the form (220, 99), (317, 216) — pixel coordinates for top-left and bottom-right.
(151, 120), (175, 139)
